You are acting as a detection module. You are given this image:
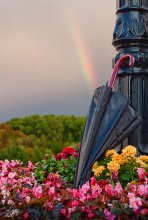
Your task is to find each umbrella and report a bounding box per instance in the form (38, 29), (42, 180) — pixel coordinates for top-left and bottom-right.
(74, 54), (142, 188)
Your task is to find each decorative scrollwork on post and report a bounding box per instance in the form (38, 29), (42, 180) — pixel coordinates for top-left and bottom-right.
(131, 14), (146, 36)
(113, 14), (148, 40)
(113, 18), (128, 39)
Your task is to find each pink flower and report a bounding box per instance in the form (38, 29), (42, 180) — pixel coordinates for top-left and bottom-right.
(45, 201), (54, 211)
(87, 193), (92, 201)
(32, 186), (42, 198)
(128, 194), (142, 211)
(127, 192), (135, 200)
(81, 206), (86, 212)
(137, 168), (145, 180)
(4, 159), (9, 165)
(140, 208), (148, 216)
(137, 184), (147, 196)
(135, 197), (142, 207)
(56, 181), (62, 188)
(61, 208), (66, 215)
(71, 200), (79, 207)
(25, 196), (31, 203)
(10, 160), (17, 167)
(48, 187), (55, 195)
(81, 181), (90, 193)
(87, 210), (94, 218)
(129, 199), (139, 210)
(72, 189), (79, 198)
(144, 177), (148, 184)
(91, 184), (102, 198)
(129, 184), (137, 192)
(127, 193), (141, 211)
(48, 173), (55, 181)
(1, 189), (7, 198)
(114, 182), (123, 195)
(28, 161), (34, 169)
(23, 212), (29, 219)
(79, 192), (86, 202)
(67, 208), (72, 219)
(0, 177), (7, 185)
(105, 184), (114, 196)
(104, 208), (116, 220)
(1, 200), (5, 205)
(8, 172), (16, 179)
(7, 199), (14, 205)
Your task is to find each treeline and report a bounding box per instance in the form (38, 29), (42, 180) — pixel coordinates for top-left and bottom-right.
(0, 114), (86, 163)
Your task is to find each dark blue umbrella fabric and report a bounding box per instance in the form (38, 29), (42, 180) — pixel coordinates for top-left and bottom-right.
(74, 55), (142, 188)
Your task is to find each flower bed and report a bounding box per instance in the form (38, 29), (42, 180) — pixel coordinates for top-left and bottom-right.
(0, 146), (147, 219)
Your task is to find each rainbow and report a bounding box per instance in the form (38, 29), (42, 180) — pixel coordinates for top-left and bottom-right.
(68, 21), (97, 92)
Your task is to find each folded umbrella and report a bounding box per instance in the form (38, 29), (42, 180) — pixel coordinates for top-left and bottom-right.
(74, 54), (142, 188)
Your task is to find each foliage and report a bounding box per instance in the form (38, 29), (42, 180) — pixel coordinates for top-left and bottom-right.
(8, 114), (85, 154)
(0, 114), (85, 162)
(0, 123), (28, 148)
(35, 146), (79, 184)
(0, 145), (147, 219)
(0, 123), (52, 163)
(0, 143), (52, 164)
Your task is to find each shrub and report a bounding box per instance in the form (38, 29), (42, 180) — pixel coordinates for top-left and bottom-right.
(0, 146), (147, 219)
(35, 146), (79, 184)
(0, 144), (52, 163)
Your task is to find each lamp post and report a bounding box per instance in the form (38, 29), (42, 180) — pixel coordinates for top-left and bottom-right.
(113, 0), (148, 154)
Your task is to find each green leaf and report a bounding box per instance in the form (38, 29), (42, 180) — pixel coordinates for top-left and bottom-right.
(120, 173), (130, 181)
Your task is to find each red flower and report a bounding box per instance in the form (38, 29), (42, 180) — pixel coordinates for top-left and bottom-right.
(73, 152), (78, 158)
(90, 177), (98, 186)
(54, 147), (77, 160)
(77, 143), (81, 148)
(99, 180), (107, 187)
(62, 147), (75, 155)
(54, 153), (66, 160)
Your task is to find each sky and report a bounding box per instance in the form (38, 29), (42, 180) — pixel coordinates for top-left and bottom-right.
(0, 0), (116, 122)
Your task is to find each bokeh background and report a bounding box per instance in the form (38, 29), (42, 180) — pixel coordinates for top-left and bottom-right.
(0, 0), (116, 122)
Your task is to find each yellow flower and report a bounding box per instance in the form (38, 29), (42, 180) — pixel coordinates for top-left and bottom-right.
(137, 155), (148, 163)
(136, 159), (147, 168)
(107, 161), (120, 173)
(105, 149), (118, 158)
(92, 162), (98, 171)
(92, 165), (105, 177)
(107, 173), (110, 177)
(112, 153), (124, 165)
(121, 145), (137, 162)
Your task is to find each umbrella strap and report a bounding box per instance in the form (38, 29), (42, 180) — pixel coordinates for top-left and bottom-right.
(108, 54), (135, 89)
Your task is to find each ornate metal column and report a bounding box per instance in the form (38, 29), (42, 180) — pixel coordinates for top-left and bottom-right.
(113, 0), (148, 154)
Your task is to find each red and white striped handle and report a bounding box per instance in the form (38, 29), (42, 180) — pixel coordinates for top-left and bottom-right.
(108, 54), (135, 89)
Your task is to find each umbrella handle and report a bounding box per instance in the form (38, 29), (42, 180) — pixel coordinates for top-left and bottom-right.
(108, 54), (135, 89)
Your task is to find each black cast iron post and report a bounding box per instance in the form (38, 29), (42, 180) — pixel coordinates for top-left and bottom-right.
(113, 0), (148, 154)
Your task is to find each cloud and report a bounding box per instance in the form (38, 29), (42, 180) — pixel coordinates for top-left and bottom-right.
(0, 0), (116, 121)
